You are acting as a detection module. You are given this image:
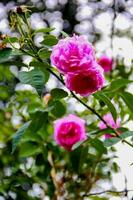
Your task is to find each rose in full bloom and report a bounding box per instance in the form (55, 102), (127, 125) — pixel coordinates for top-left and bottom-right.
(65, 65), (105, 96)
(51, 35), (95, 74)
(54, 114), (87, 151)
(98, 55), (113, 73)
(98, 113), (121, 139)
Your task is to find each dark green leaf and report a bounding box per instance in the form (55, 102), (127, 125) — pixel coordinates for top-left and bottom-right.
(0, 48), (12, 63)
(12, 121), (31, 153)
(30, 110), (48, 132)
(51, 101), (66, 117)
(18, 68), (45, 95)
(120, 91), (133, 113)
(51, 88), (68, 100)
(94, 92), (117, 122)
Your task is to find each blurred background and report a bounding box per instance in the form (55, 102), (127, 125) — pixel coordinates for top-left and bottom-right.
(1, 0), (133, 199)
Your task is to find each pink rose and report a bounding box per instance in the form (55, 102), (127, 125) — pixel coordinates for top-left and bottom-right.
(65, 65), (105, 96)
(98, 55), (113, 73)
(98, 113), (121, 139)
(54, 114), (87, 151)
(51, 35), (95, 74)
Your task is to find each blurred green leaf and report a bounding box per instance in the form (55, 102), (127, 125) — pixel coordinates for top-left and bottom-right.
(90, 139), (107, 155)
(94, 92), (117, 122)
(12, 121), (31, 153)
(19, 142), (41, 157)
(104, 131), (133, 147)
(51, 88), (68, 100)
(34, 27), (55, 34)
(108, 78), (133, 92)
(72, 140), (85, 150)
(120, 91), (133, 113)
(18, 68), (45, 95)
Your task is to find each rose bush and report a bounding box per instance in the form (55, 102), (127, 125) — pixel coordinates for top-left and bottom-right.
(0, 6), (133, 200)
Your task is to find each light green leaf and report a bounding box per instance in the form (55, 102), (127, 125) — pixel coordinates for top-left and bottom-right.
(34, 27), (55, 34)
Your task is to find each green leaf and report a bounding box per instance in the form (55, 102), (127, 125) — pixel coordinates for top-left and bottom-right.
(30, 110), (48, 132)
(41, 35), (58, 46)
(108, 78), (133, 92)
(61, 31), (69, 37)
(29, 61), (50, 82)
(104, 137), (120, 147)
(12, 121), (31, 153)
(90, 139), (107, 154)
(104, 131), (133, 147)
(18, 68), (45, 95)
(51, 88), (68, 100)
(34, 27), (55, 34)
(50, 101), (66, 118)
(72, 140), (85, 150)
(0, 48), (12, 63)
(94, 92), (117, 122)
(4, 37), (19, 43)
(120, 91), (133, 113)
(19, 142), (41, 157)
(38, 48), (51, 59)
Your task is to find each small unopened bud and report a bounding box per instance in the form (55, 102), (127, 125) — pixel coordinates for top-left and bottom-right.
(43, 93), (52, 105)
(16, 5), (29, 14)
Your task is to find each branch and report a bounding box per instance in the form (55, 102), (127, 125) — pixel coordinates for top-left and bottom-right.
(83, 189), (133, 197)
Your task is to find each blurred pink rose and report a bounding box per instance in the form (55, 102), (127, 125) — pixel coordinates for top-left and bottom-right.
(98, 55), (113, 73)
(54, 114), (87, 151)
(51, 35), (95, 74)
(65, 65), (105, 96)
(98, 113), (121, 139)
